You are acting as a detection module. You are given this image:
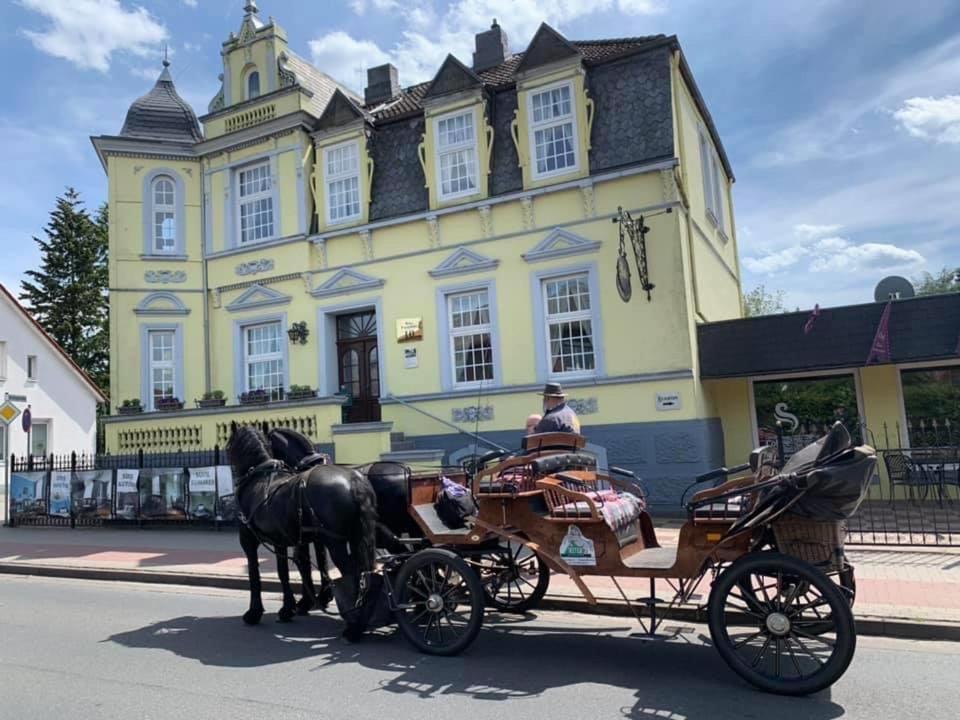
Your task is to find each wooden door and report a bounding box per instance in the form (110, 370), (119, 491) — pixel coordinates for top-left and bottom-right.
(336, 312), (381, 423)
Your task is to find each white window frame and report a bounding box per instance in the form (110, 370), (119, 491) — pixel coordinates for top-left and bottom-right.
(148, 331), (176, 411)
(246, 70), (261, 100)
(527, 80), (580, 181)
(324, 140), (362, 225)
(151, 176), (177, 254)
(446, 289), (496, 389)
(541, 272), (597, 380)
(243, 321), (285, 400)
(434, 108), (480, 201)
(26, 355), (37, 382)
(699, 127), (726, 233)
(237, 162), (275, 245)
(30, 421), (49, 458)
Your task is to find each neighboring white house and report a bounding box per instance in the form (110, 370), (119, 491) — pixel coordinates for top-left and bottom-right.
(0, 283), (106, 464)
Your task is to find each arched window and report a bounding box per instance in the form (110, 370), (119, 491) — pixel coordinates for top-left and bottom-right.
(247, 70), (260, 100)
(152, 176), (176, 253)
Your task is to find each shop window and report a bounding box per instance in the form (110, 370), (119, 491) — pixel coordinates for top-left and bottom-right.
(901, 366), (960, 447)
(752, 375), (861, 458)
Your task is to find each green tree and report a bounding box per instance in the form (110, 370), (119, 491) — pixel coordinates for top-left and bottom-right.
(742, 284), (786, 317)
(20, 188), (109, 395)
(913, 267), (959, 296)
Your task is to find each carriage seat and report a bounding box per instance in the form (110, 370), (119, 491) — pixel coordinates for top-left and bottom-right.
(541, 474), (645, 547)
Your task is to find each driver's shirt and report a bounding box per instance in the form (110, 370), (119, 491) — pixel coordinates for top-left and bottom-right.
(534, 403), (581, 434)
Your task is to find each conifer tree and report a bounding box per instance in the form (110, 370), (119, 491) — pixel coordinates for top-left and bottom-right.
(20, 188), (109, 395)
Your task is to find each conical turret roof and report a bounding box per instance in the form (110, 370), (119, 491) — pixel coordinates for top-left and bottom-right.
(120, 60), (202, 143)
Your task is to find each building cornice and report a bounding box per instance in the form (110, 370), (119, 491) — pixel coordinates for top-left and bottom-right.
(195, 114), (312, 157)
(90, 135), (197, 172)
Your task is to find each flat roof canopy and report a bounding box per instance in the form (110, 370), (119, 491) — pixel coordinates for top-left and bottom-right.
(698, 293), (960, 379)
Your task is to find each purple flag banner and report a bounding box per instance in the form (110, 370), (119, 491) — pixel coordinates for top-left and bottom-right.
(866, 301), (892, 364)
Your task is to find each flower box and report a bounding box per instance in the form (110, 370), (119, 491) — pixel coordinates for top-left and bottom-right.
(239, 390), (272, 406)
(286, 387), (317, 402)
(195, 397), (227, 409)
(155, 398), (184, 412)
(118, 402), (143, 415)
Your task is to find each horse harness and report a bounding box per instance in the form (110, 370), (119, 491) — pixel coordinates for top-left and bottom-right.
(236, 457), (345, 551)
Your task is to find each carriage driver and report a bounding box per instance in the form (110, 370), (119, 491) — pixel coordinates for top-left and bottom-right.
(532, 383), (581, 434)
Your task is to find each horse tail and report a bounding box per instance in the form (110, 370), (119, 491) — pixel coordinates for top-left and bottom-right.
(349, 470), (378, 572)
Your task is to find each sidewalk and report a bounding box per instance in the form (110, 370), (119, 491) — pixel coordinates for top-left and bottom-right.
(2, 525), (959, 639)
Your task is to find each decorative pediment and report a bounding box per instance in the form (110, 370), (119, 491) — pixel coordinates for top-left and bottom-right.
(522, 228), (601, 263)
(315, 89), (368, 131)
(310, 268), (385, 298)
(134, 292), (190, 316)
(516, 23), (581, 74)
(225, 283), (292, 312)
(424, 55), (483, 99)
(429, 247), (499, 278)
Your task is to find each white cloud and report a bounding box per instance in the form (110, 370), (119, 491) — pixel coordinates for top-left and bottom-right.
(183, 0), (198, 7)
(312, 0), (668, 90)
(792, 223), (843, 240)
(18, 0), (168, 72)
(744, 229), (924, 276)
(894, 95), (960, 144)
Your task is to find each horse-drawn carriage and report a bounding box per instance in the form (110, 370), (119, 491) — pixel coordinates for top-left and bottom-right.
(228, 422), (876, 697)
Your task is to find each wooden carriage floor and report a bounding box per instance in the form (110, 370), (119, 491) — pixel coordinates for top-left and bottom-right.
(620, 545), (680, 570)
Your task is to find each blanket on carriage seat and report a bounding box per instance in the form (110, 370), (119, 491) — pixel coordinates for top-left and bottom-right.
(550, 482), (645, 546)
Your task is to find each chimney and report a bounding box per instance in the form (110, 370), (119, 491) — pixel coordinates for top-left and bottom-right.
(473, 19), (509, 71)
(364, 63), (400, 105)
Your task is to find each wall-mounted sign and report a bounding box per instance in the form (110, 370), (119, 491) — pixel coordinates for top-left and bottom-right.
(656, 391), (681, 411)
(404, 348), (419, 369)
(396, 317), (423, 343)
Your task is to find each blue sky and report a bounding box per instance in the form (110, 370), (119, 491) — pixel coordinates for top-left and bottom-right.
(3, 0), (959, 310)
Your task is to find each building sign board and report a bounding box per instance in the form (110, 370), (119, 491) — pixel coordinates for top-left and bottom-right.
(656, 392), (681, 411)
(396, 318), (423, 343)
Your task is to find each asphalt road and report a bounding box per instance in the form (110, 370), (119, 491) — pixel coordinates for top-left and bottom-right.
(0, 575), (957, 720)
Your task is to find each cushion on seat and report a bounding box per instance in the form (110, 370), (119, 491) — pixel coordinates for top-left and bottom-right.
(530, 453), (597, 477)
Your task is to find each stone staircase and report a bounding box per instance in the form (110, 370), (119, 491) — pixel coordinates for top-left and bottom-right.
(380, 431), (445, 466)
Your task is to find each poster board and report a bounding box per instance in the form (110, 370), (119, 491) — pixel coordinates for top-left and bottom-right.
(187, 467), (217, 520)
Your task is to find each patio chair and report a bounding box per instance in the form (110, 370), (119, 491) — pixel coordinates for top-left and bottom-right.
(882, 451), (941, 505)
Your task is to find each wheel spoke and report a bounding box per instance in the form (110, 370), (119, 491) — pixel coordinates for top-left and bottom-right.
(791, 635), (828, 668)
(792, 628), (836, 647)
(732, 630), (765, 649)
(750, 635), (773, 668)
(774, 638), (782, 678)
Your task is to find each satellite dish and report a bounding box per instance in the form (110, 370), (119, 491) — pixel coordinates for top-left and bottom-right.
(874, 276), (915, 302)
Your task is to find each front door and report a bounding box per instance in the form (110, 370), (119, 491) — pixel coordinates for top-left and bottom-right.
(336, 311), (381, 423)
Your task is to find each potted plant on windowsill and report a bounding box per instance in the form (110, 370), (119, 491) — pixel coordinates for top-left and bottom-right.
(118, 399), (143, 415)
(155, 396), (184, 412)
(286, 384), (317, 402)
(239, 389), (272, 406)
(195, 390), (226, 409)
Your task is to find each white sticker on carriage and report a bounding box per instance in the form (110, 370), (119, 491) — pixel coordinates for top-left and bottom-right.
(559, 525), (596, 566)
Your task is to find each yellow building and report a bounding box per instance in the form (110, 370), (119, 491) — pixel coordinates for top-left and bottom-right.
(91, 3), (745, 505)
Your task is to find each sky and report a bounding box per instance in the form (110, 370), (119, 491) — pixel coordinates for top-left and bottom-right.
(2, 0), (959, 311)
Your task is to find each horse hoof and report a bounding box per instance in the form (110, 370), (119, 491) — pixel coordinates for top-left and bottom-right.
(278, 607), (296, 623)
(341, 625), (364, 643)
(243, 609), (263, 625)
(296, 597), (313, 616)
(317, 586), (334, 609)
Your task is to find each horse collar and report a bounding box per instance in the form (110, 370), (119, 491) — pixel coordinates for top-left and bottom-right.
(239, 459), (284, 485)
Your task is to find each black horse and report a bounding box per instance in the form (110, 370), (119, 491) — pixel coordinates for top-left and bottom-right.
(268, 427), (416, 553)
(226, 425), (377, 638)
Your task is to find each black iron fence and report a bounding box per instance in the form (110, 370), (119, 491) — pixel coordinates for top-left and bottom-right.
(6, 447), (238, 528)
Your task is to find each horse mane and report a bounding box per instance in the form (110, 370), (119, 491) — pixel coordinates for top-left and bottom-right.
(268, 427), (315, 466)
(227, 425), (274, 477)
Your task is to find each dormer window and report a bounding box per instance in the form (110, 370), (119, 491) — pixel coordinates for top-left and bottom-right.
(435, 109), (478, 200)
(247, 70), (260, 100)
(152, 176), (177, 253)
(528, 81), (579, 179)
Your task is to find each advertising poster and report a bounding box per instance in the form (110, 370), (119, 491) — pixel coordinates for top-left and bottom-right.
(74, 470), (113, 519)
(49, 472), (72, 517)
(140, 469), (186, 518)
(116, 469), (140, 520)
(187, 467), (216, 520)
(10, 471), (46, 518)
(215, 465), (237, 521)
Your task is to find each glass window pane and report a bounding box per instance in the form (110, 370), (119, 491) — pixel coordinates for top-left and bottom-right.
(901, 367), (960, 447)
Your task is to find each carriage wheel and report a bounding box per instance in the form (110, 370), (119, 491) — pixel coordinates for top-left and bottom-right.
(708, 552), (856, 696)
(474, 541), (550, 613)
(394, 548), (484, 656)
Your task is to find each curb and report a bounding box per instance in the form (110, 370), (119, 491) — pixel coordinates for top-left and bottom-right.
(4, 561), (960, 642)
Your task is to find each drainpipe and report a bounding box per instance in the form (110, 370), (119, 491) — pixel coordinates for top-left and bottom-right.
(200, 160), (212, 394)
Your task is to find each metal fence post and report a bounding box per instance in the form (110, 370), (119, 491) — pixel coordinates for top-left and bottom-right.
(69, 452), (77, 529)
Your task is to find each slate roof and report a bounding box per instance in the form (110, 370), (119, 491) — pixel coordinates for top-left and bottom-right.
(363, 36), (668, 122)
(698, 293), (960, 379)
(120, 62), (203, 143)
(281, 50), (363, 118)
